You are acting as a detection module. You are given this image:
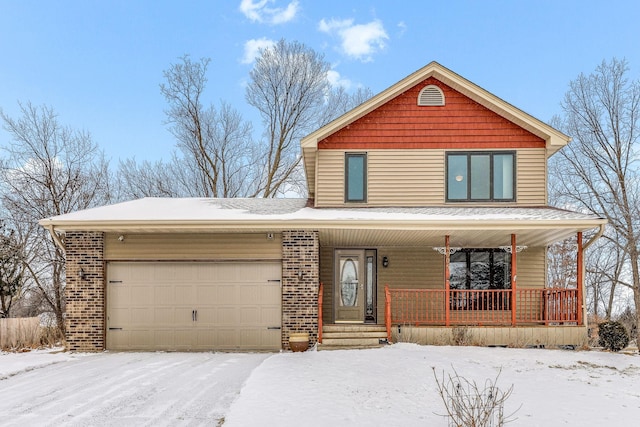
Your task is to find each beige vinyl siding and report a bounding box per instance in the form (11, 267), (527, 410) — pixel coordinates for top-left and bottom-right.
(515, 246), (546, 289)
(376, 248), (443, 322)
(516, 149), (547, 205)
(104, 233), (282, 261)
(315, 148), (547, 207)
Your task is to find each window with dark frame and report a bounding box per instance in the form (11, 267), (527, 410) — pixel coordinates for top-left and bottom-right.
(345, 153), (367, 202)
(446, 152), (515, 202)
(449, 249), (512, 310)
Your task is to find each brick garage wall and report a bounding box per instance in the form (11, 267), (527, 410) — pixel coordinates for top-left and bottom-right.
(282, 230), (319, 350)
(65, 231), (105, 352)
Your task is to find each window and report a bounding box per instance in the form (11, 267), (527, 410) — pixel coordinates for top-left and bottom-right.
(450, 249), (511, 290)
(449, 249), (511, 310)
(446, 152), (515, 201)
(345, 153), (367, 202)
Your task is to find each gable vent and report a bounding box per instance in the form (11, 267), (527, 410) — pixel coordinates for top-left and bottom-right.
(417, 85), (445, 106)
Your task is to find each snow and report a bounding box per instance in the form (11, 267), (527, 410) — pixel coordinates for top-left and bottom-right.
(1, 345), (639, 426)
(226, 344), (640, 426)
(0, 347), (77, 380)
(41, 197), (604, 225)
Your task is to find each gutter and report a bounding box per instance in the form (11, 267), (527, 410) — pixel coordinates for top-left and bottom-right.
(583, 223), (606, 250)
(45, 225), (66, 252)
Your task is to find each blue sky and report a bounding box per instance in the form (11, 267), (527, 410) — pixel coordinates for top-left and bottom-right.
(1, 0), (639, 163)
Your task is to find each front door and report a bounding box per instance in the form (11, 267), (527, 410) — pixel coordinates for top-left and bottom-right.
(334, 249), (377, 323)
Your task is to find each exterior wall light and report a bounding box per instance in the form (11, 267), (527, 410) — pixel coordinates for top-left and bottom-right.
(382, 256), (389, 268)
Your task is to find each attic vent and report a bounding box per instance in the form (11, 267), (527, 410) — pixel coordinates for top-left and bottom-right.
(418, 85), (445, 106)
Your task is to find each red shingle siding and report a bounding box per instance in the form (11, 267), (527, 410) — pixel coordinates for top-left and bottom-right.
(281, 230), (319, 350)
(65, 231), (105, 352)
(318, 77), (545, 149)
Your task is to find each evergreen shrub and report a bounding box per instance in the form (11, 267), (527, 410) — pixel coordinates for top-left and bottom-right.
(598, 321), (629, 352)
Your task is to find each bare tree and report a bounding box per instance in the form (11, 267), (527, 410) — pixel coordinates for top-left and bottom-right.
(246, 39), (331, 197)
(160, 56), (255, 198)
(0, 102), (111, 333)
(0, 222), (24, 318)
(318, 86), (374, 127)
(116, 155), (189, 199)
(551, 58), (640, 347)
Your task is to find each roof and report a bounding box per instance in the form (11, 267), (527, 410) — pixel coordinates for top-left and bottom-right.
(40, 197), (606, 247)
(300, 61), (571, 198)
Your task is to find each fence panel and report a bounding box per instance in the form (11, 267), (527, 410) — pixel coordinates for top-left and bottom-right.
(0, 317), (41, 349)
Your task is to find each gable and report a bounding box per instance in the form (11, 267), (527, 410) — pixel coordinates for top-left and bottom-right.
(302, 62), (570, 198)
(318, 77), (545, 150)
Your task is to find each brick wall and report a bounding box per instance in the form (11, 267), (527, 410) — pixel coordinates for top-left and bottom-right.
(65, 231), (105, 352)
(282, 230), (320, 350)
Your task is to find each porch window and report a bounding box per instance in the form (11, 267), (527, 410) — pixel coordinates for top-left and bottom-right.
(446, 152), (515, 202)
(450, 249), (511, 290)
(345, 153), (367, 202)
(450, 249), (511, 310)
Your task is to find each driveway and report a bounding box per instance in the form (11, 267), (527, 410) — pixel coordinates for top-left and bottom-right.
(0, 351), (271, 426)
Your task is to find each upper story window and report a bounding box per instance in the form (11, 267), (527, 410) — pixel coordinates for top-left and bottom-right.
(345, 153), (367, 203)
(446, 152), (515, 202)
(417, 85), (445, 106)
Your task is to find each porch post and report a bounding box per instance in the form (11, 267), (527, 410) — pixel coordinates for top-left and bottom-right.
(577, 231), (584, 325)
(445, 235), (451, 327)
(511, 234), (517, 326)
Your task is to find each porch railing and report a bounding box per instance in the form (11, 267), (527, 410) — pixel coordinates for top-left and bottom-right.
(385, 287), (580, 330)
(318, 282), (324, 344)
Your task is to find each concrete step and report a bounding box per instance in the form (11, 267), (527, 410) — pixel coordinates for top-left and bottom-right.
(323, 324), (387, 333)
(322, 331), (387, 339)
(320, 337), (385, 347)
(317, 344), (385, 351)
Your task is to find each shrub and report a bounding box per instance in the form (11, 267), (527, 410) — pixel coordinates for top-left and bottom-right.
(598, 321), (629, 352)
(432, 367), (519, 427)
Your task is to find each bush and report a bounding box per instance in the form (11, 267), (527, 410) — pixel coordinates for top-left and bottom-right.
(432, 367), (519, 427)
(598, 321), (629, 352)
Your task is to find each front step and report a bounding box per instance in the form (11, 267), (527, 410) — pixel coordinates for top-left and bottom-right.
(317, 324), (389, 351)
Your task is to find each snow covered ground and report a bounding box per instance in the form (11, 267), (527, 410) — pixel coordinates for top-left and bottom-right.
(1, 344), (639, 426)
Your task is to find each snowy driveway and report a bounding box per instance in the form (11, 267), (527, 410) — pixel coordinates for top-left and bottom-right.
(0, 351), (270, 426)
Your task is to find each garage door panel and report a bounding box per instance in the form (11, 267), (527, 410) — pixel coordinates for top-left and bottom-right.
(107, 261), (282, 351)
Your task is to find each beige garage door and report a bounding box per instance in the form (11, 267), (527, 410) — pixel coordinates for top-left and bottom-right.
(106, 262), (281, 351)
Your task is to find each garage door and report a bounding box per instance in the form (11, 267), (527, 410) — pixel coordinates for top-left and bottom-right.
(106, 262), (281, 351)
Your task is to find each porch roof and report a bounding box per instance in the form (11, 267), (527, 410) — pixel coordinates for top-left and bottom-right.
(41, 197), (606, 247)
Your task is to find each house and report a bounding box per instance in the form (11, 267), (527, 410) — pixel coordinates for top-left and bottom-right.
(40, 62), (606, 352)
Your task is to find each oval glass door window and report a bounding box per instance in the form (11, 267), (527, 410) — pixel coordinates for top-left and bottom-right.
(340, 258), (358, 306)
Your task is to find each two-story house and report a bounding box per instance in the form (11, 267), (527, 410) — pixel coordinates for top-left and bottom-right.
(41, 62), (606, 352)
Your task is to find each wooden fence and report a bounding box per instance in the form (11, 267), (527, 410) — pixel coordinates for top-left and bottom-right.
(0, 317), (41, 349)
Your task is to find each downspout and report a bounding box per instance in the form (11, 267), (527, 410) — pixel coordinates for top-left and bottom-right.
(46, 225), (66, 252)
(583, 223), (605, 251)
(580, 223), (606, 328)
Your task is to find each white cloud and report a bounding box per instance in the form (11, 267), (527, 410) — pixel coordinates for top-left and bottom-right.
(318, 18), (389, 62)
(241, 37), (275, 64)
(239, 0), (299, 25)
(327, 69), (352, 89)
(397, 21), (407, 37)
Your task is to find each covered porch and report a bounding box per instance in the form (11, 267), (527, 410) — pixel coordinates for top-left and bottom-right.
(315, 207), (606, 348)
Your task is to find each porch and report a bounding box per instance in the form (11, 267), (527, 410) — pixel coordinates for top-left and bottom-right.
(317, 283), (585, 348)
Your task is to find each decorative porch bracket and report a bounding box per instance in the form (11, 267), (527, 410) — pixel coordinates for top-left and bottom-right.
(432, 246), (462, 255)
(499, 245), (528, 253)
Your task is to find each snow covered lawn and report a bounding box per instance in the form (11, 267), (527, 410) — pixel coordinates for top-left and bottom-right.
(1, 344), (639, 426)
(224, 344), (640, 426)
